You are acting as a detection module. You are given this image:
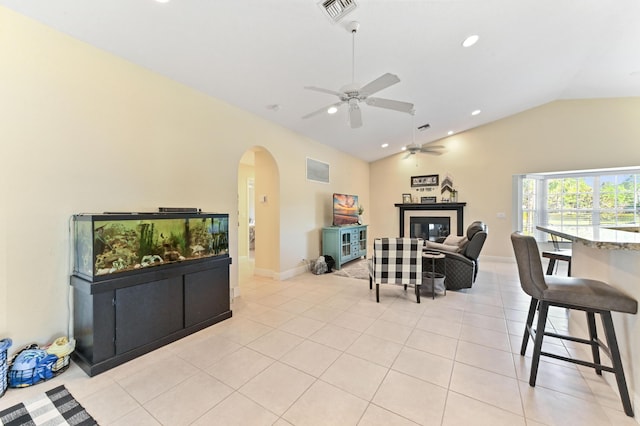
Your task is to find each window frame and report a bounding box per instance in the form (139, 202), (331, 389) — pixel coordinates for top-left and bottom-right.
(514, 167), (640, 240)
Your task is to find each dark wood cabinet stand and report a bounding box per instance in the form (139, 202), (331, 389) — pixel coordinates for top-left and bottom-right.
(71, 256), (232, 376)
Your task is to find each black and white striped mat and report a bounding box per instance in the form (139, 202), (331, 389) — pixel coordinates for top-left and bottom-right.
(0, 385), (97, 426)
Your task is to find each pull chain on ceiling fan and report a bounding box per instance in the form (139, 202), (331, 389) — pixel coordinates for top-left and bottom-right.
(302, 21), (414, 128)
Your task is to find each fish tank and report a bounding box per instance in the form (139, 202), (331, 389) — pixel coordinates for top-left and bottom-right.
(73, 212), (229, 281)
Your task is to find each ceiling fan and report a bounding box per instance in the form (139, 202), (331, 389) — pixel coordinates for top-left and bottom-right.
(403, 143), (445, 159)
(403, 111), (445, 159)
(302, 21), (414, 128)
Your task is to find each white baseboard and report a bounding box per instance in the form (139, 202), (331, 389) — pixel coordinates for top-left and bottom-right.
(251, 264), (310, 281)
(277, 264), (309, 281)
(230, 285), (241, 298)
(253, 267), (275, 279)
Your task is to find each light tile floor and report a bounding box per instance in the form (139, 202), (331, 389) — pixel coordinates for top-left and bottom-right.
(1, 260), (637, 425)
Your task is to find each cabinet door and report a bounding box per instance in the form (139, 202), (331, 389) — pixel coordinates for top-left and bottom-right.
(115, 276), (183, 355)
(185, 266), (230, 328)
(359, 228), (367, 252)
(341, 231), (352, 258)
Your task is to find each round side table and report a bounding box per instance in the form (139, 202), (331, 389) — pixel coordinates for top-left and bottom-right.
(422, 251), (446, 299)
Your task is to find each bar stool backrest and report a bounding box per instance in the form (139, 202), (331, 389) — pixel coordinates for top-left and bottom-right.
(511, 233), (548, 300)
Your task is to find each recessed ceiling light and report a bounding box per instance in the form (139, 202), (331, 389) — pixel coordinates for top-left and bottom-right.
(471, 109), (481, 116)
(447, 130), (454, 136)
(462, 34), (479, 48)
(381, 143), (389, 148)
(327, 106), (338, 114)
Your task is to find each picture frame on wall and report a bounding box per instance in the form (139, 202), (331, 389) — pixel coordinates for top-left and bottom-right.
(421, 196), (437, 203)
(402, 193), (412, 204)
(411, 174), (439, 187)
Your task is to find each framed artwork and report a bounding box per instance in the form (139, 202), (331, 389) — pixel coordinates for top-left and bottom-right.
(306, 157), (330, 183)
(411, 174), (439, 187)
(402, 193), (412, 204)
(421, 196), (437, 203)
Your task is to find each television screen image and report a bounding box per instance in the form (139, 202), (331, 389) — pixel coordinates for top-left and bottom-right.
(333, 193), (359, 226)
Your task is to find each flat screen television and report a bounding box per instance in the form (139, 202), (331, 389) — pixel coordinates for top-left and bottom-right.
(333, 193), (359, 226)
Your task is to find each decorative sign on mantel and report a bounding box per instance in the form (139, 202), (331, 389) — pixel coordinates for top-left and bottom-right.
(411, 174), (439, 187)
(440, 173), (457, 202)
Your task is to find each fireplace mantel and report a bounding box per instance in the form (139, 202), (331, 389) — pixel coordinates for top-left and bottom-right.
(395, 202), (466, 237)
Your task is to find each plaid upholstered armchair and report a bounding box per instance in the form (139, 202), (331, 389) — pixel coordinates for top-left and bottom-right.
(368, 238), (424, 303)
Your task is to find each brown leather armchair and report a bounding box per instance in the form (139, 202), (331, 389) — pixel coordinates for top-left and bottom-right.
(424, 221), (488, 290)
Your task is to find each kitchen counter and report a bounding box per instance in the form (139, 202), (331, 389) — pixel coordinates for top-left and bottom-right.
(536, 224), (640, 413)
(537, 224), (640, 250)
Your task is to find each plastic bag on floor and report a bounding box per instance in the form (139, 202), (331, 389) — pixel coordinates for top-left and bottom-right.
(312, 256), (328, 275)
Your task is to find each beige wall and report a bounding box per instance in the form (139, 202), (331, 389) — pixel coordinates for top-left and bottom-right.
(370, 98), (640, 258)
(0, 8), (369, 348)
(237, 161), (255, 257)
(254, 149), (280, 276)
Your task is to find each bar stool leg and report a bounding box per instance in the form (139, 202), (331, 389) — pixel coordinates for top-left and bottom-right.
(545, 259), (556, 275)
(586, 312), (602, 375)
(601, 311), (634, 417)
(529, 301), (549, 387)
(521, 298), (538, 356)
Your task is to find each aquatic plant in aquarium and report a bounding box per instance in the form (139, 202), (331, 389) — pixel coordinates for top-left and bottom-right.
(73, 213), (229, 280)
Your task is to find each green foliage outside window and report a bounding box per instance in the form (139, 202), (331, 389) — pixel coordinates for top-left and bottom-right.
(547, 175), (638, 225)
(521, 173), (640, 231)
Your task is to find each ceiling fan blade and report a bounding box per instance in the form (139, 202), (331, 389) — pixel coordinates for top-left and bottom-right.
(422, 150), (444, 156)
(420, 145), (445, 151)
(402, 152), (413, 160)
(349, 105), (362, 128)
(365, 97), (414, 114)
(359, 73), (400, 96)
(302, 101), (344, 119)
(304, 86), (343, 97)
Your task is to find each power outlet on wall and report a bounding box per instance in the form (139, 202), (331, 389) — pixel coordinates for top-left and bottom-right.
(496, 212), (506, 219)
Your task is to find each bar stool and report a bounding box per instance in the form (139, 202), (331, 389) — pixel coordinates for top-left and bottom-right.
(511, 233), (637, 417)
(541, 234), (572, 276)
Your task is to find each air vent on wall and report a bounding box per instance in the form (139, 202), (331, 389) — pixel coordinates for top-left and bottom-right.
(319, 0), (358, 23)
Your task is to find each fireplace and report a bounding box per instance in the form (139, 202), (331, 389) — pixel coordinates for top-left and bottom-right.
(410, 216), (450, 241)
(395, 202), (466, 237)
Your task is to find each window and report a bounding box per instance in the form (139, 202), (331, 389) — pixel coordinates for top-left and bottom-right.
(515, 168), (640, 239)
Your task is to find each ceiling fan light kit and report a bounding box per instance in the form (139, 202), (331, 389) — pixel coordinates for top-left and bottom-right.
(302, 21), (414, 128)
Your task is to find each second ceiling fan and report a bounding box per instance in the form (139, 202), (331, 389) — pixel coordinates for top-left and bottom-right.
(403, 111), (445, 159)
(302, 21), (414, 128)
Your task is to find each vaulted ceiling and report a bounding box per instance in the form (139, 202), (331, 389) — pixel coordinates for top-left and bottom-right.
(2, 0), (639, 162)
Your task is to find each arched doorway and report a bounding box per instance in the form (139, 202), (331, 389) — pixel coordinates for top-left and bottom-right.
(237, 147), (280, 293)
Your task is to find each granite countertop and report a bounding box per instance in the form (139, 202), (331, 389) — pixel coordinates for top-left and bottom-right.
(537, 224), (640, 250)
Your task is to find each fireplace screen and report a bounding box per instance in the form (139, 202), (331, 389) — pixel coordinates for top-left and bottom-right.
(410, 217), (450, 241)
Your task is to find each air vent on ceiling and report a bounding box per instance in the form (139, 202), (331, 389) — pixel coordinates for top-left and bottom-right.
(319, 0), (358, 23)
